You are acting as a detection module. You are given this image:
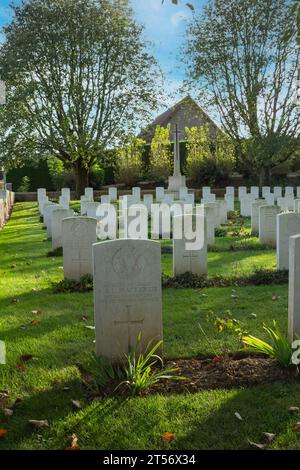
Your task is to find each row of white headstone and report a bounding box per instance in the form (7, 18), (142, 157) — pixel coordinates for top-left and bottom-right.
(36, 187), (300, 361)
(0, 189), (15, 228)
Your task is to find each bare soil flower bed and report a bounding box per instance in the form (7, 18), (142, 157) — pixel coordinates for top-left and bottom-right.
(95, 356), (299, 398)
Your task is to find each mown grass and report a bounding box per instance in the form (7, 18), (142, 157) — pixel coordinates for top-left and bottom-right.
(0, 202), (299, 451)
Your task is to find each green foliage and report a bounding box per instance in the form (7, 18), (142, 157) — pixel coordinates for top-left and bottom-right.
(200, 310), (246, 358)
(17, 176), (30, 192)
(118, 334), (184, 395)
(186, 0), (299, 184)
(0, 0), (161, 195)
(116, 135), (145, 187)
(242, 321), (293, 367)
(149, 125), (172, 180)
(162, 268), (288, 289)
(53, 274), (93, 293)
(47, 157), (65, 190)
(185, 126), (235, 185)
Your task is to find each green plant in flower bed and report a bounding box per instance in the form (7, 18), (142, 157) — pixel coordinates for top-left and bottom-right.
(53, 274), (93, 293)
(47, 246), (63, 257)
(117, 334), (184, 395)
(162, 268), (288, 289)
(200, 310), (247, 360)
(242, 321), (293, 367)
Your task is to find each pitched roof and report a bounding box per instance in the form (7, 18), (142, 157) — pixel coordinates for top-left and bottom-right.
(140, 95), (221, 143)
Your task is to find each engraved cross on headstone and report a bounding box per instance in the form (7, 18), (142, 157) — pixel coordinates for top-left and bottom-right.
(72, 244), (89, 271)
(171, 124), (184, 177)
(114, 305), (144, 351)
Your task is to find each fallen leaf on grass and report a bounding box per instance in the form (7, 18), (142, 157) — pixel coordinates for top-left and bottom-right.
(30, 320), (39, 326)
(29, 420), (49, 429)
(31, 310), (42, 317)
(288, 406), (299, 413)
(71, 399), (81, 409)
(84, 325), (95, 330)
(0, 429), (8, 439)
(272, 295), (278, 301)
(3, 408), (13, 417)
(81, 315), (88, 321)
(162, 432), (175, 443)
(65, 433), (80, 451)
(248, 440), (266, 449)
(292, 422), (300, 431)
(16, 363), (26, 371)
(262, 432), (275, 442)
(234, 412), (243, 421)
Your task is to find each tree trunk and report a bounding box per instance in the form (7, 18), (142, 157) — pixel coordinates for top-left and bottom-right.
(74, 160), (89, 199)
(259, 167), (265, 188)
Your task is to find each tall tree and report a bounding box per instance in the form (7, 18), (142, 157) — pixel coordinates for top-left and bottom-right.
(0, 0), (162, 196)
(186, 0), (299, 185)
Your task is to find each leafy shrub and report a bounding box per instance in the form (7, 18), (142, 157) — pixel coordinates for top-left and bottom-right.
(242, 321), (293, 367)
(18, 176), (31, 192)
(185, 126), (235, 185)
(53, 274), (93, 293)
(116, 134), (145, 187)
(162, 268), (288, 289)
(149, 125), (172, 181)
(117, 334), (184, 395)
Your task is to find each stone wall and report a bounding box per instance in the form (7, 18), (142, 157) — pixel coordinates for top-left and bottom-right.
(0, 191), (15, 229)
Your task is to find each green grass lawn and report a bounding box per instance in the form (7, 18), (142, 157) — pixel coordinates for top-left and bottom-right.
(0, 202), (299, 450)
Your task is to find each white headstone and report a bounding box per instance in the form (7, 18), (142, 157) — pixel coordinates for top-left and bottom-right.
(59, 196), (69, 209)
(285, 186), (294, 197)
(80, 196), (90, 215)
(225, 194), (234, 212)
(101, 195), (112, 205)
(199, 204), (215, 245)
(39, 195), (49, 215)
(259, 205), (280, 247)
(52, 208), (74, 250)
(202, 187), (211, 198)
(84, 187), (94, 201)
(143, 194), (153, 210)
(155, 187), (164, 201)
(238, 187), (247, 200)
(274, 187), (282, 201)
(179, 187), (188, 199)
(86, 202), (101, 218)
(132, 187), (141, 200)
(240, 194), (254, 217)
(297, 187), (300, 199)
(201, 194), (216, 204)
(276, 212), (300, 270)
(250, 186), (259, 199)
(262, 186), (271, 198)
(218, 200), (227, 225)
(288, 234), (300, 339)
(108, 187), (117, 201)
(62, 217), (97, 281)
(61, 188), (70, 202)
(37, 188), (46, 201)
(251, 199), (266, 234)
(226, 186), (235, 196)
(265, 193), (275, 206)
(46, 204), (61, 238)
(173, 214), (207, 276)
(93, 239), (163, 360)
